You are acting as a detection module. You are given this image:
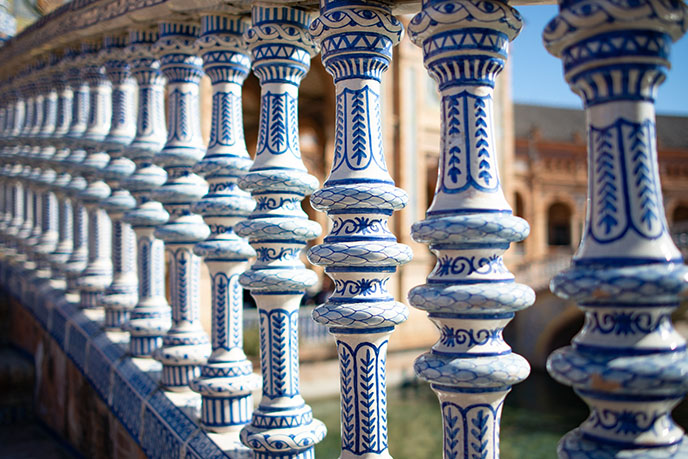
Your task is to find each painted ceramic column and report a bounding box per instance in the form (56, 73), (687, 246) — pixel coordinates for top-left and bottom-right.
(152, 21), (211, 391)
(76, 40), (113, 310)
(15, 68), (39, 271)
(190, 14), (260, 442)
(544, 0), (688, 456)
(100, 34), (138, 329)
(122, 27), (171, 357)
(407, 1), (534, 458)
(47, 51), (75, 290)
(33, 54), (60, 281)
(23, 60), (47, 279)
(3, 81), (26, 268)
(237, 7), (326, 458)
(308, 3), (411, 457)
(63, 47), (91, 301)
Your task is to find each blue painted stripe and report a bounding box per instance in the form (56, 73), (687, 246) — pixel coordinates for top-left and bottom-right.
(431, 384), (509, 394)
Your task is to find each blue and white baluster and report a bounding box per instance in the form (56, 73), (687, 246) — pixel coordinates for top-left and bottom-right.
(0, 83), (9, 241)
(122, 27), (171, 358)
(63, 46), (92, 303)
(33, 53), (61, 283)
(13, 67), (41, 290)
(407, 2), (534, 457)
(100, 34), (138, 330)
(152, 21), (211, 391)
(190, 14), (260, 444)
(0, 81), (19, 246)
(237, 7), (326, 458)
(47, 50), (76, 291)
(544, 0), (688, 456)
(23, 60), (49, 282)
(76, 40), (113, 310)
(308, 3), (411, 457)
(2, 80), (26, 278)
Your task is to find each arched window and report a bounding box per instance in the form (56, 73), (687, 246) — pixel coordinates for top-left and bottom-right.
(548, 202), (572, 247)
(672, 204), (688, 226)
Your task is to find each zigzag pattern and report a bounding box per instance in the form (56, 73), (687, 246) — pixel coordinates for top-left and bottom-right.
(594, 128), (619, 235)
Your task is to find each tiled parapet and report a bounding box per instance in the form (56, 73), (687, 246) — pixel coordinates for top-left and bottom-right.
(76, 40), (113, 310)
(122, 27), (171, 358)
(151, 21), (211, 391)
(63, 46), (91, 302)
(406, 1), (534, 457)
(544, 0), (688, 456)
(308, 2), (411, 457)
(100, 34), (138, 330)
(190, 13), (260, 443)
(236, 6), (326, 458)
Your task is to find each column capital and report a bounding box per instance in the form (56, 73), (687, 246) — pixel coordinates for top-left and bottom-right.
(245, 6), (319, 85)
(544, 0), (688, 106)
(155, 21), (204, 84)
(198, 14), (251, 85)
(311, 1), (403, 82)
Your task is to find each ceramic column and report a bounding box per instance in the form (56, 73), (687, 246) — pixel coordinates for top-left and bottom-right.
(100, 34), (138, 329)
(236, 6), (326, 458)
(308, 3), (411, 457)
(3, 80), (26, 274)
(33, 54), (60, 282)
(14, 67), (39, 274)
(406, 1), (534, 457)
(152, 21), (211, 391)
(122, 27), (170, 358)
(544, 0), (688, 456)
(47, 50), (75, 290)
(63, 47), (91, 302)
(22, 61), (47, 285)
(76, 40), (113, 310)
(190, 13), (260, 443)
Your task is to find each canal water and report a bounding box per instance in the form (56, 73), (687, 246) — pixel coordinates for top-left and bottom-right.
(310, 370), (688, 458)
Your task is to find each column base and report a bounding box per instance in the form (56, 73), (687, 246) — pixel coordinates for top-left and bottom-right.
(191, 364), (261, 433)
(128, 335), (163, 358)
(559, 428), (688, 459)
(79, 291), (103, 309)
(124, 309), (171, 357)
(200, 394), (253, 434)
(160, 363), (201, 392)
(240, 404), (326, 459)
(104, 308), (131, 329)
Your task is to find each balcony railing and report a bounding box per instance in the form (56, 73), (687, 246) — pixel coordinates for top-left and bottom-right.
(0, 0), (686, 458)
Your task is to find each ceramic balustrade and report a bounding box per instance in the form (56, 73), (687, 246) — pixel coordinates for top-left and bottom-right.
(151, 20), (212, 391)
(100, 33), (138, 330)
(189, 13), (260, 446)
(33, 53), (60, 284)
(63, 46), (91, 302)
(544, 0), (688, 457)
(235, 6), (327, 458)
(47, 50), (76, 292)
(122, 27), (171, 358)
(406, 1), (534, 457)
(308, 3), (411, 457)
(76, 39), (113, 310)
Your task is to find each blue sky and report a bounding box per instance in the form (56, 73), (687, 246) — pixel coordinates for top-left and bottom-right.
(512, 5), (688, 115)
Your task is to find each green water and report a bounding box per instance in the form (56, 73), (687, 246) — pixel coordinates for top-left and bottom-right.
(310, 370), (688, 459)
